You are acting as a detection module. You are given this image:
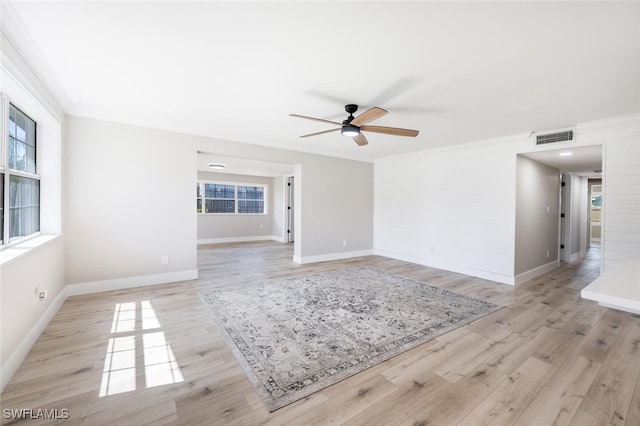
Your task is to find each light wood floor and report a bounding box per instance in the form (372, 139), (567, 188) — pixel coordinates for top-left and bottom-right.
(2, 242), (639, 425)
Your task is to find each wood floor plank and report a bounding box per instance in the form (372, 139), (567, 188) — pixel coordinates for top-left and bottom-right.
(515, 355), (602, 426)
(579, 311), (640, 425)
(344, 370), (448, 426)
(483, 326), (555, 375)
(282, 374), (397, 426)
(2, 242), (639, 425)
(430, 327), (511, 383)
(533, 318), (593, 367)
(457, 356), (557, 426)
(625, 376), (640, 426)
(399, 363), (508, 426)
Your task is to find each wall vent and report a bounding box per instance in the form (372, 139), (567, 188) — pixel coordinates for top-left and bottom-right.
(536, 129), (574, 145)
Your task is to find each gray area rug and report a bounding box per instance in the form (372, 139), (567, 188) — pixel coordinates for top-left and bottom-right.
(199, 267), (502, 411)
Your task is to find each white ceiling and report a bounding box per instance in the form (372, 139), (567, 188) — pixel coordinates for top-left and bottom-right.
(197, 153), (294, 176)
(4, 1), (639, 164)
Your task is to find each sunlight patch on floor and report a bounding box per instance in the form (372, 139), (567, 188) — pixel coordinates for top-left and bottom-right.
(99, 301), (183, 397)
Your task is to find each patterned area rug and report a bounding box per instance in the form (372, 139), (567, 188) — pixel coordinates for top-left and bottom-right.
(199, 267), (502, 411)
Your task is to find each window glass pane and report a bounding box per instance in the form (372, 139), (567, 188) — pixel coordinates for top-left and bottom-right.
(8, 137), (17, 170)
(9, 175), (40, 239)
(8, 107), (16, 138)
(15, 141), (26, 170)
(15, 112), (26, 140)
(8, 105), (37, 174)
(196, 198), (202, 213)
(237, 186), (264, 200)
(26, 118), (36, 148)
(196, 183), (202, 198)
(26, 146), (36, 174)
(205, 199), (234, 213)
(204, 183), (234, 199)
(238, 200), (264, 214)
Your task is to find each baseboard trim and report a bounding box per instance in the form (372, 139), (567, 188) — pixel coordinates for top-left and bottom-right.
(514, 260), (559, 285)
(0, 285), (69, 392)
(66, 269), (199, 296)
(374, 248), (515, 285)
(293, 249), (374, 264)
(198, 236), (282, 245)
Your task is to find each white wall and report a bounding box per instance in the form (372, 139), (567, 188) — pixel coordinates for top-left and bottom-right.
(514, 156), (560, 276)
(1, 237), (65, 387)
(197, 171), (277, 243)
(65, 116), (198, 285)
(272, 175), (285, 241)
(296, 157), (374, 260)
(375, 115), (640, 285)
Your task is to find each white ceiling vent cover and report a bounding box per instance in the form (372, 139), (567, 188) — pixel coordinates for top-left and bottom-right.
(536, 128), (575, 145)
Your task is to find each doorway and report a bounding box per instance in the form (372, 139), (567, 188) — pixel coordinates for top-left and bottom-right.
(517, 144), (603, 276)
(588, 180), (602, 248)
(286, 176), (294, 243)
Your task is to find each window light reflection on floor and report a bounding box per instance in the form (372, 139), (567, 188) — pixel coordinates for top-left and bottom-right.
(143, 331), (184, 388)
(110, 302), (136, 333)
(99, 301), (184, 397)
(99, 336), (136, 397)
(141, 300), (161, 330)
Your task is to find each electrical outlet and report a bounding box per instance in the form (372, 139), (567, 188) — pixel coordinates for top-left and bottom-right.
(161, 255), (169, 265)
(342, 240), (348, 247)
(546, 250), (550, 258)
(260, 224), (263, 229)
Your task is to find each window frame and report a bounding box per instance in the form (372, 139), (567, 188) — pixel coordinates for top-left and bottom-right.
(1, 97), (41, 247)
(197, 180), (268, 215)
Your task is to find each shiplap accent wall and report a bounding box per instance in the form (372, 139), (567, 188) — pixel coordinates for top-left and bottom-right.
(598, 122), (640, 270)
(374, 137), (519, 284)
(374, 115), (640, 285)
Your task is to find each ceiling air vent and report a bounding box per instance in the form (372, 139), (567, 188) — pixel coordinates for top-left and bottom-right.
(536, 129), (574, 145)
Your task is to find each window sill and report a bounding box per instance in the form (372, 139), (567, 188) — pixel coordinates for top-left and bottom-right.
(0, 234), (60, 267)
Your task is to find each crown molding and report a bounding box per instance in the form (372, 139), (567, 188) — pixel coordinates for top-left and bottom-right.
(1, 2), (72, 115)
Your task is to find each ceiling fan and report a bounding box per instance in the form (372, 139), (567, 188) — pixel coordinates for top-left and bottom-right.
(290, 104), (419, 146)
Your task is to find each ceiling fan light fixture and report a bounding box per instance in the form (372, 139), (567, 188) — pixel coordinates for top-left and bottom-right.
(208, 163), (226, 170)
(341, 124), (360, 138)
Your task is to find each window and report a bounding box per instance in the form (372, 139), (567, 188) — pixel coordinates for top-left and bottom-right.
(1, 102), (40, 245)
(196, 182), (266, 214)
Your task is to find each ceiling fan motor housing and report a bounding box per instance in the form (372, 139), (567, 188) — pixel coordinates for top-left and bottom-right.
(344, 104), (358, 126)
(345, 104), (358, 115)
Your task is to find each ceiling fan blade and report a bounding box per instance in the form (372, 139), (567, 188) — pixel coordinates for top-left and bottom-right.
(361, 125), (419, 137)
(353, 133), (368, 146)
(300, 128), (341, 138)
(289, 114), (342, 126)
(351, 107), (387, 126)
